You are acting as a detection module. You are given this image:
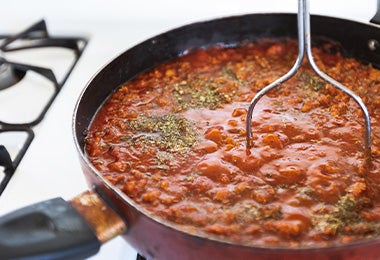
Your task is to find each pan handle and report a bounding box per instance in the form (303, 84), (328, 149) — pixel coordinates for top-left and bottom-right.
(370, 0), (380, 24)
(0, 191), (126, 259)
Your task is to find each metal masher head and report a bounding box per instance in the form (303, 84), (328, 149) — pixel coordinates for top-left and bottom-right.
(245, 0), (372, 162)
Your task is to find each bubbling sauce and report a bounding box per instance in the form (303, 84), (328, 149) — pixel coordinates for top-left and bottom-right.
(86, 39), (380, 248)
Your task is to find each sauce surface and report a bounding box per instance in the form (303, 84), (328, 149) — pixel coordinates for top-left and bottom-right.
(85, 39), (380, 248)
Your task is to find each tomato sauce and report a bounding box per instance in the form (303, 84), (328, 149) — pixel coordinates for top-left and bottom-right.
(85, 39), (380, 248)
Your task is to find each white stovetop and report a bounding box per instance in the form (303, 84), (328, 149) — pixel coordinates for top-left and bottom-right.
(0, 0), (376, 259)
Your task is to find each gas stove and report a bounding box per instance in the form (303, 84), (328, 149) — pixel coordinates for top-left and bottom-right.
(0, 0), (376, 259)
(0, 19), (87, 195)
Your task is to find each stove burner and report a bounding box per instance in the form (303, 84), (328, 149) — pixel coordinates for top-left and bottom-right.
(0, 20), (87, 193)
(0, 19), (88, 126)
(0, 59), (26, 90)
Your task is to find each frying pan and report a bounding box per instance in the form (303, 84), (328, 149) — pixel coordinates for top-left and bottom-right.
(1, 4), (380, 260)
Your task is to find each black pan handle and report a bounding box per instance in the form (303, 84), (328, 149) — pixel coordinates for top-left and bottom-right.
(370, 0), (380, 24)
(0, 191), (127, 259)
(0, 197), (100, 259)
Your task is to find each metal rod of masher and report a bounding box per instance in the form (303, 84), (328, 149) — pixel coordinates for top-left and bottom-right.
(245, 0), (372, 162)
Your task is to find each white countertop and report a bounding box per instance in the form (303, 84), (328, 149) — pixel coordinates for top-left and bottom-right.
(0, 0), (377, 259)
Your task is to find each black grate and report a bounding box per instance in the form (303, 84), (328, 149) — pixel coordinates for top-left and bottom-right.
(0, 19), (88, 126)
(0, 125), (33, 195)
(0, 20), (88, 194)
(136, 254), (146, 260)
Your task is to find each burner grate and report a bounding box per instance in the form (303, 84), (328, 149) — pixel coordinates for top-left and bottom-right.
(0, 19), (88, 126)
(0, 125), (33, 195)
(136, 254), (147, 260)
(0, 20), (88, 194)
